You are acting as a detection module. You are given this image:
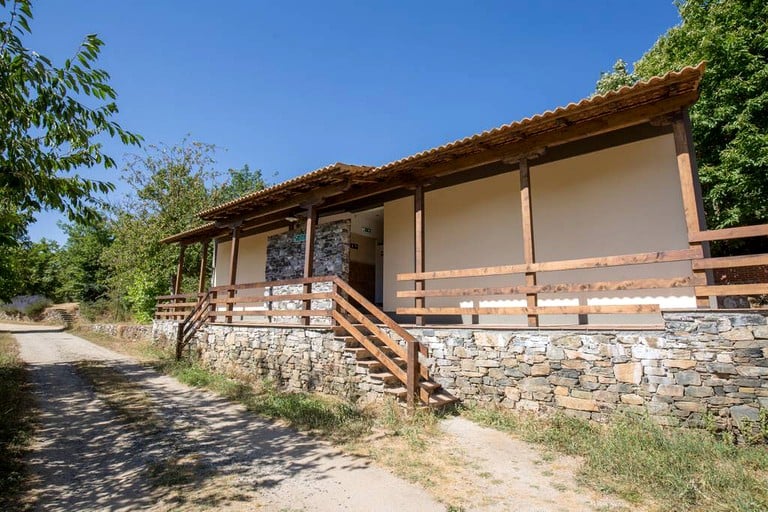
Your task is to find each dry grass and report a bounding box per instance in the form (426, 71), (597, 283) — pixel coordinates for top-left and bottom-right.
(0, 332), (35, 512)
(464, 404), (768, 512)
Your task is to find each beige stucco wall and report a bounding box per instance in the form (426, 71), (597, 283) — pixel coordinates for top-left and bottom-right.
(214, 229), (284, 287)
(384, 134), (695, 325)
(383, 171), (525, 319)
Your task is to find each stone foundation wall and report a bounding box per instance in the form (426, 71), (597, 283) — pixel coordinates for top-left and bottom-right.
(152, 319), (179, 349)
(152, 320), (383, 399)
(397, 311), (768, 426)
(85, 323), (153, 342)
(153, 311), (768, 426)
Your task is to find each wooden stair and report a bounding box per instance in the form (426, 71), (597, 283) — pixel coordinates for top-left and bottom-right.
(334, 316), (458, 409)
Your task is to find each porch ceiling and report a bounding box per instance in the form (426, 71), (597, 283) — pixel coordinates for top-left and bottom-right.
(162, 63), (705, 246)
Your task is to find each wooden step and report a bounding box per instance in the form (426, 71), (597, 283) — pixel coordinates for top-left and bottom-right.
(345, 342), (395, 355)
(356, 359), (383, 369)
(383, 386), (407, 399)
(339, 335), (383, 348)
(333, 324), (373, 336)
(369, 371), (399, 384)
(345, 347), (372, 360)
(419, 380), (441, 393)
(427, 390), (459, 407)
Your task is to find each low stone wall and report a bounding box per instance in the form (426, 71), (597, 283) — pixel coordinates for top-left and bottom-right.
(86, 323), (153, 342)
(153, 311), (768, 426)
(400, 311), (768, 427)
(152, 320), (383, 399)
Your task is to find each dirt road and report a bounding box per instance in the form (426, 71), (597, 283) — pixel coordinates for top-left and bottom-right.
(7, 324), (443, 512)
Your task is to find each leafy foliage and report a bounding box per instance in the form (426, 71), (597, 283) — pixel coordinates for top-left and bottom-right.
(56, 221), (113, 303)
(0, 239), (60, 301)
(104, 141), (267, 321)
(597, 0), (768, 252)
(0, 0), (140, 243)
(216, 164), (268, 205)
(595, 59), (638, 95)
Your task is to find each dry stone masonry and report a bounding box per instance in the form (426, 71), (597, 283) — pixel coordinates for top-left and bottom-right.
(265, 219), (350, 281)
(154, 310), (768, 426)
(403, 311), (768, 427)
(153, 321), (387, 399)
(85, 323), (153, 342)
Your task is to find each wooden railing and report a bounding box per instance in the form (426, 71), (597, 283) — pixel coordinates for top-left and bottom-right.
(396, 225), (768, 324)
(155, 292), (204, 320)
(154, 276), (437, 406)
(207, 276), (335, 324)
(175, 290), (214, 359)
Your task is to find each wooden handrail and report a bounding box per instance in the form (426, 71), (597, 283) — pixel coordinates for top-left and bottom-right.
(156, 293), (201, 301)
(332, 277), (422, 349)
(692, 254), (768, 270)
(210, 275), (335, 292)
(397, 249), (699, 281)
(397, 276), (697, 299)
(330, 278), (426, 407)
(689, 224), (768, 242)
(397, 304), (661, 316)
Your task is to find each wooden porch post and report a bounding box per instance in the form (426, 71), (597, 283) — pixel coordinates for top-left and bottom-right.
(672, 108), (710, 308)
(198, 239), (210, 294)
(519, 158), (539, 327)
(414, 185), (425, 326)
(226, 226), (240, 323)
(174, 244), (186, 295)
(303, 205), (318, 325)
(173, 243), (187, 321)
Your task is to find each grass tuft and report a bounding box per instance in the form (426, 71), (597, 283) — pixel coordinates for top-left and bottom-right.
(464, 404), (768, 511)
(0, 332), (35, 511)
(154, 356), (373, 442)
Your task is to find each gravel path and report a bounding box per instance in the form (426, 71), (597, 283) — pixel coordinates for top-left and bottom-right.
(6, 324), (443, 512)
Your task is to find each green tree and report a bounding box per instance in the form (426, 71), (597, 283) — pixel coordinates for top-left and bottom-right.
(0, 244), (25, 300)
(104, 141), (267, 322)
(56, 221), (113, 303)
(597, 0), (768, 252)
(0, 238), (61, 301)
(23, 239), (61, 299)
(595, 59), (639, 95)
(216, 164), (268, 204)
(0, 0), (140, 244)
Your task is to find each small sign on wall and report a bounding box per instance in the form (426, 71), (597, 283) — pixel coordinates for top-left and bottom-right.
(362, 227), (372, 234)
(293, 234), (306, 242)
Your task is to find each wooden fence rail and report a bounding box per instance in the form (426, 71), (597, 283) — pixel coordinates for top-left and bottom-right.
(396, 224), (768, 323)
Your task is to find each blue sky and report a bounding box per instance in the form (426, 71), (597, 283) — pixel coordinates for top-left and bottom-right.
(24, 1), (681, 243)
